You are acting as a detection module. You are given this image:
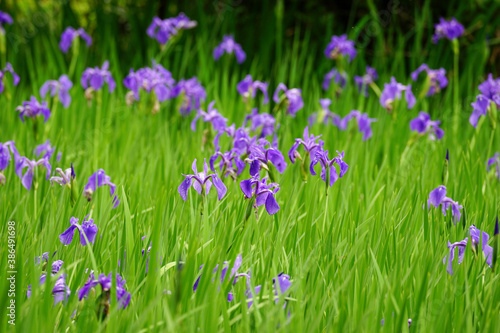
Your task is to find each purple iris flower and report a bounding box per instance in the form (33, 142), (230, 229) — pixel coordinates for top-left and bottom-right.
(16, 96), (51, 123)
(432, 18), (464, 43)
(379, 77), (416, 111)
(273, 273), (292, 306)
(427, 185), (463, 224)
(443, 237), (467, 275)
(411, 64), (448, 96)
(409, 112), (444, 140)
(28, 260), (70, 305)
(81, 61), (116, 93)
(323, 68), (348, 92)
(240, 175), (280, 215)
(0, 141), (15, 173)
(59, 27), (92, 53)
(486, 153), (499, 180)
(191, 101), (228, 132)
(16, 157), (51, 190)
(237, 75), (269, 104)
(324, 34), (357, 61)
(288, 127), (323, 164)
(246, 141), (287, 176)
(78, 272), (131, 309)
(178, 159), (227, 201)
(40, 75), (73, 108)
(0, 63), (20, 94)
(123, 62), (175, 102)
(0, 11), (13, 33)
(50, 165), (76, 187)
(213, 35), (246, 64)
(59, 215), (98, 246)
(83, 169), (119, 208)
(310, 149), (349, 187)
(338, 110), (377, 141)
(273, 83), (304, 116)
(147, 13), (197, 45)
(209, 149), (245, 179)
(243, 108), (276, 137)
(308, 99), (342, 127)
(354, 66), (378, 96)
(469, 74), (500, 127)
(469, 225), (493, 268)
(34, 139), (56, 160)
(170, 77), (207, 115)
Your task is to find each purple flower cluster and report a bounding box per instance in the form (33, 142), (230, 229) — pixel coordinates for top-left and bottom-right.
(83, 169), (120, 209)
(432, 18), (464, 43)
(16, 96), (51, 123)
(354, 66), (378, 96)
(123, 61), (175, 103)
(213, 35), (246, 64)
(0, 63), (20, 94)
(60, 27), (92, 53)
(427, 185), (463, 224)
(147, 13), (197, 45)
(324, 34), (357, 62)
(469, 74), (500, 127)
(81, 61), (116, 93)
(409, 112), (444, 140)
(40, 75), (73, 108)
(411, 64), (448, 96)
(379, 77), (416, 111)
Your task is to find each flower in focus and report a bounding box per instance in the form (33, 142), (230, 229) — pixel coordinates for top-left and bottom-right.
(0, 63), (20, 94)
(240, 175), (280, 215)
(324, 34), (357, 61)
(427, 185), (463, 224)
(246, 140), (287, 177)
(16, 96), (51, 123)
(209, 149), (245, 179)
(191, 101), (228, 132)
(147, 13), (197, 44)
(310, 148), (349, 187)
(40, 75), (73, 108)
(288, 127), (323, 164)
(81, 61), (116, 93)
(171, 77), (207, 115)
(354, 66), (378, 97)
(123, 61), (175, 103)
(469, 74), (500, 127)
(443, 237), (467, 275)
(213, 35), (246, 64)
(59, 27), (92, 53)
(15, 156), (51, 190)
(273, 83), (304, 116)
(379, 77), (416, 111)
(237, 75), (269, 104)
(59, 215), (98, 246)
(178, 158), (227, 201)
(411, 64), (448, 96)
(83, 169), (119, 208)
(323, 68), (347, 92)
(486, 153), (499, 180)
(50, 165), (76, 187)
(409, 112), (444, 140)
(432, 18), (464, 43)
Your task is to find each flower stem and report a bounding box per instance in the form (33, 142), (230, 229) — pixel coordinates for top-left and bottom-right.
(68, 38), (80, 79)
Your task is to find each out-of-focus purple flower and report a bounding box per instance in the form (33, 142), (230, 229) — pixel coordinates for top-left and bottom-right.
(171, 77), (207, 115)
(379, 77), (416, 111)
(308, 99), (342, 127)
(16, 96), (51, 123)
(486, 153), (499, 180)
(16, 157), (51, 190)
(324, 34), (357, 61)
(59, 215), (98, 246)
(469, 225), (493, 268)
(243, 108), (276, 137)
(469, 74), (500, 127)
(240, 175), (280, 215)
(0, 11), (13, 33)
(0, 63), (20, 94)
(147, 13), (197, 45)
(310, 149), (349, 187)
(34, 139), (56, 160)
(50, 165), (76, 187)
(469, 95), (490, 128)
(427, 185), (463, 224)
(191, 101), (228, 132)
(323, 68), (347, 92)
(213, 35), (246, 64)
(178, 159), (227, 201)
(411, 64), (448, 96)
(123, 61), (175, 102)
(78, 272), (131, 309)
(273, 273), (291, 307)
(209, 149), (245, 179)
(83, 169), (119, 208)
(28, 259), (70, 305)
(273, 83), (304, 117)
(0, 141), (14, 172)
(288, 127), (323, 164)
(237, 75), (269, 104)
(81, 61), (116, 93)
(432, 18), (464, 43)
(338, 110), (377, 141)
(354, 66), (378, 96)
(59, 27), (92, 53)
(409, 112), (444, 140)
(40, 75), (73, 108)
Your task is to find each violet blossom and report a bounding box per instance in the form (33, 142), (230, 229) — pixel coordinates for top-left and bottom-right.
(409, 112), (444, 140)
(323, 68), (347, 92)
(178, 158), (227, 201)
(310, 149), (349, 187)
(411, 64), (448, 96)
(432, 18), (464, 43)
(273, 273), (292, 307)
(308, 99), (342, 127)
(16, 157), (51, 190)
(354, 66), (378, 96)
(123, 62), (175, 103)
(288, 127), (323, 164)
(209, 149), (245, 179)
(83, 169), (119, 208)
(40, 75), (73, 108)
(50, 165), (76, 187)
(338, 110), (377, 141)
(246, 141), (287, 177)
(34, 139), (57, 160)
(191, 101), (228, 132)
(0, 141), (15, 185)
(486, 153), (499, 180)
(243, 108), (276, 137)
(60, 27), (92, 53)
(273, 83), (304, 116)
(240, 175), (280, 215)
(27, 259), (70, 305)
(237, 75), (269, 104)
(16, 96), (51, 123)
(147, 13), (197, 45)
(59, 215), (98, 246)
(170, 77), (207, 115)
(324, 34), (357, 61)
(81, 61), (116, 93)
(427, 185), (463, 224)
(379, 77), (416, 111)
(78, 272), (131, 309)
(0, 63), (20, 94)
(469, 74), (500, 127)
(213, 35), (246, 64)
(0, 11), (13, 33)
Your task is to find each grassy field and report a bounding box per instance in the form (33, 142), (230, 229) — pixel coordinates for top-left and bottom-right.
(1, 1), (500, 332)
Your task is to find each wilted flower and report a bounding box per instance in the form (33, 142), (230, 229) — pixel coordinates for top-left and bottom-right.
(310, 148), (349, 187)
(323, 68), (347, 92)
(469, 74), (500, 127)
(409, 112), (444, 140)
(411, 64), (448, 96)
(191, 101), (228, 132)
(237, 75), (269, 104)
(432, 18), (464, 43)
(379, 77), (416, 111)
(486, 153), (499, 180)
(83, 169), (119, 208)
(178, 159), (227, 201)
(324, 34), (357, 61)
(243, 108), (276, 137)
(213, 35), (246, 64)
(60, 27), (92, 53)
(16, 96), (51, 123)
(354, 66), (378, 96)
(240, 175), (280, 215)
(273, 83), (304, 116)
(171, 77), (207, 115)
(288, 127), (323, 164)
(81, 61), (116, 93)
(123, 61), (175, 102)
(147, 13), (197, 44)
(40, 75), (73, 108)
(78, 272), (131, 309)
(16, 157), (51, 190)
(0, 11), (13, 33)
(60, 215), (98, 246)
(0, 63), (20, 94)
(427, 185), (463, 224)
